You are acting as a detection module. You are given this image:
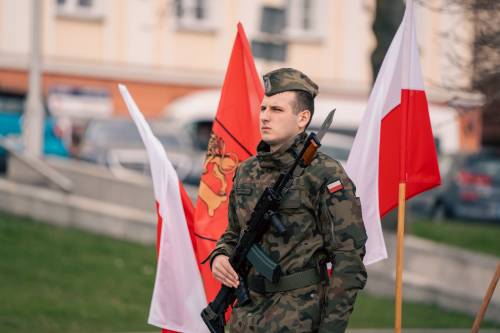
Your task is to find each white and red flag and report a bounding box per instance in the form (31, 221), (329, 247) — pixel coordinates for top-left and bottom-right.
(346, 0), (441, 265)
(119, 85), (208, 333)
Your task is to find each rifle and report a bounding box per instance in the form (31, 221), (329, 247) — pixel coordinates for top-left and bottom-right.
(201, 110), (336, 333)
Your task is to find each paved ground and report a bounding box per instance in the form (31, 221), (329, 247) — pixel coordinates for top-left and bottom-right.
(120, 321), (500, 333)
(347, 330), (498, 333)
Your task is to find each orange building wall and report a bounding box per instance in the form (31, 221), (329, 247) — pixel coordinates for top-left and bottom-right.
(0, 68), (206, 117)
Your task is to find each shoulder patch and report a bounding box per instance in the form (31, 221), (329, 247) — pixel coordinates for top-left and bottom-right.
(327, 179), (343, 193)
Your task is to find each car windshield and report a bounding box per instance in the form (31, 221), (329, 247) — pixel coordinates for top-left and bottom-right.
(317, 131), (354, 162)
(467, 157), (500, 179)
(0, 94), (24, 114)
(0, 93), (52, 116)
(150, 120), (187, 149)
(319, 146), (350, 161)
(157, 134), (181, 148)
(85, 119), (190, 150)
(86, 120), (143, 146)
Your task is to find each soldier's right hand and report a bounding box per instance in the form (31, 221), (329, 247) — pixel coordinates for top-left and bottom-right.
(211, 255), (240, 288)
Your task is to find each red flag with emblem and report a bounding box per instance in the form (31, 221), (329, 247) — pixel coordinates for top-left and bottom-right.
(194, 23), (263, 300)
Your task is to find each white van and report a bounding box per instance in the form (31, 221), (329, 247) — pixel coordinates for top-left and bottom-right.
(163, 89), (460, 156)
(163, 90), (356, 164)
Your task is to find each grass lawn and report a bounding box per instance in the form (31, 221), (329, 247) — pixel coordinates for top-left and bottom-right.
(350, 291), (499, 329)
(410, 218), (500, 257)
(0, 211), (498, 332)
(0, 212), (156, 333)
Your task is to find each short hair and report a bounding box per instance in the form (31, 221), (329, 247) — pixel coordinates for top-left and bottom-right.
(293, 90), (314, 128)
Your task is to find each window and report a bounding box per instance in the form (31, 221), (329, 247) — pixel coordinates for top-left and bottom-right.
(286, 0), (323, 40)
(252, 40), (287, 62)
(252, 6), (288, 62)
(78, 0), (93, 7)
(55, 0), (104, 21)
(251, 1), (323, 61)
(0, 92), (25, 115)
(261, 7), (286, 35)
(174, 0), (216, 31)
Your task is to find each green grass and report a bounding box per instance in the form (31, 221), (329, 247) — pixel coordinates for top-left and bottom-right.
(0, 212), (156, 333)
(0, 211), (498, 332)
(410, 218), (500, 257)
(349, 291), (499, 329)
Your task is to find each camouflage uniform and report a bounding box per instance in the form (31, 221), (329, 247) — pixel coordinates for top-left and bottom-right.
(209, 68), (367, 333)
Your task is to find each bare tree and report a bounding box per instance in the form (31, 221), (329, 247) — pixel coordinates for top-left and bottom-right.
(471, 0), (500, 145)
(371, 0), (405, 83)
(416, 0), (500, 146)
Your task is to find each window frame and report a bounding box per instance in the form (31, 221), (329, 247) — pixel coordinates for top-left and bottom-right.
(285, 0), (325, 42)
(173, 0), (217, 33)
(55, 0), (105, 22)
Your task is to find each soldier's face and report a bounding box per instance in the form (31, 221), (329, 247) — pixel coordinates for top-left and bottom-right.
(260, 91), (310, 149)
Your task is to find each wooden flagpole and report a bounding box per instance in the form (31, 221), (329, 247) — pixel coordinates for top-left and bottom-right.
(471, 263), (500, 333)
(394, 183), (406, 333)
(395, 0), (413, 331)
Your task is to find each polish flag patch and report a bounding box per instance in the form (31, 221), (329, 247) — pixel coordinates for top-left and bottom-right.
(327, 179), (343, 193)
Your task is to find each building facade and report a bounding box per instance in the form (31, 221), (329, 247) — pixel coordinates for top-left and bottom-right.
(0, 0), (479, 151)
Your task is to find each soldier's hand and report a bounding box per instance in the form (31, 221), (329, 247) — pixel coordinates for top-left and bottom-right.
(212, 255), (239, 288)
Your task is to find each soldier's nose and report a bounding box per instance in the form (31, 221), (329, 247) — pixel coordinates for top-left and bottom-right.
(260, 108), (271, 121)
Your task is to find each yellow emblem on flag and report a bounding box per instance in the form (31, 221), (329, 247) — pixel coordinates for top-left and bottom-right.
(198, 133), (239, 216)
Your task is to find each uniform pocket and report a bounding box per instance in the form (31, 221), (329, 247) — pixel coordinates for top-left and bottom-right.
(234, 185), (253, 196)
(319, 197), (335, 246)
(234, 184), (254, 205)
(279, 284), (321, 331)
(280, 187), (302, 209)
(234, 183), (257, 225)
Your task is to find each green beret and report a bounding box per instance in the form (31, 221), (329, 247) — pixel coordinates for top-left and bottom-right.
(262, 68), (318, 98)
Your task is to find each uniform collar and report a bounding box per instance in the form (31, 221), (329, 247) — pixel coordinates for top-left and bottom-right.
(256, 132), (307, 170)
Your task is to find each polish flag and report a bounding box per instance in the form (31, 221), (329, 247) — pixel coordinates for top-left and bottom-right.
(119, 85), (208, 333)
(193, 23), (263, 301)
(327, 179), (344, 194)
(346, 0), (441, 265)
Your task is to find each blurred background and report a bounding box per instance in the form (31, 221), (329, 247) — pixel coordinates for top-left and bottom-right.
(0, 0), (499, 332)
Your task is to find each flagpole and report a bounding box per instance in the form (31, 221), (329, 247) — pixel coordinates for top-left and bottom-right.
(395, 182), (406, 333)
(472, 263), (500, 333)
(395, 0), (414, 331)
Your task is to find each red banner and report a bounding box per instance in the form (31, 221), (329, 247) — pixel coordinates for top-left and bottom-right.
(194, 23), (263, 300)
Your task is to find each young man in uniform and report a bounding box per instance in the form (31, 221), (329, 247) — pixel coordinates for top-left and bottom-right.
(209, 68), (367, 332)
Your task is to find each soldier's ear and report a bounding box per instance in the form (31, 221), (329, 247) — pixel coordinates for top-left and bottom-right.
(297, 109), (311, 129)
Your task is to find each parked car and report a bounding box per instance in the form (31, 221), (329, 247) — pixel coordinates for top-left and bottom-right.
(412, 149), (500, 222)
(78, 118), (204, 184)
(0, 91), (68, 172)
(314, 130), (354, 166)
(151, 119), (206, 185)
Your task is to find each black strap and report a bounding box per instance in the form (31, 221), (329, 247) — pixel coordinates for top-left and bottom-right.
(248, 268), (323, 293)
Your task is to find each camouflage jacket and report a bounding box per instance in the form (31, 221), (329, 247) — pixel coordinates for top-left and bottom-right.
(209, 132), (367, 332)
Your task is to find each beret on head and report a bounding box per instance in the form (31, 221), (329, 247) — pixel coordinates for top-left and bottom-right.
(262, 67), (319, 98)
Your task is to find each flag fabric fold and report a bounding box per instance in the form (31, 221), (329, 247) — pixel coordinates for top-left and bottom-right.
(193, 23), (263, 301)
(346, 1), (441, 265)
(119, 84), (208, 333)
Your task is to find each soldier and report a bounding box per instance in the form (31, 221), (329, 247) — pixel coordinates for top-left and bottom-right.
(209, 68), (367, 332)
